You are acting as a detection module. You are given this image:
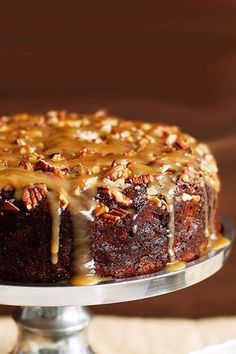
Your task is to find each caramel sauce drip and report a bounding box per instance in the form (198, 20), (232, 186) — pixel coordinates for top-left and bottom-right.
(0, 112), (220, 275)
(211, 235), (230, 251)
(150, 176), (176, 263)
(47, 191), (61, 264)
(71, 275), (111, 286)
(160, 179), (176, 263)
(165, 261), (186, 272)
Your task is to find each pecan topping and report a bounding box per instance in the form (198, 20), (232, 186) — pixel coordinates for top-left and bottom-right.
(19, 160), (33, 170)
(165, 134), (177, 146)
(102, 213), (120, 223)
(22, 184), (47, 211)
(97, 186), (111, 196)
(93, 202), (109, 216)
(174, 139), (188, 150)
(109, 208), (129, 217)
(111, 189), (132, 206)
(54, 166), (70, 177)
(48, 153), (65, 162)
(130, 174), (151, 185)
(35, 159), (55, 173)
(34, 159), (69, 176)
(78, 147), (88, 157)
(102, 208), (129, 223)
(111, 160), (119, 167)
(107, 164), (130, 181)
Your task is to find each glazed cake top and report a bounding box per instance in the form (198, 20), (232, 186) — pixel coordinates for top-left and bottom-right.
(0, 110), (220, 266)
(0, 110), (219, 185)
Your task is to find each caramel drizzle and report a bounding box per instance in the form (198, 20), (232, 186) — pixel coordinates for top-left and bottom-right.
(209, 187), (217, 238)
(47, 191), (61, 264)
(202, 178), (210, 238)
(149, 175), (176, 263)
(161, 183), (176, 263)
(202, 176), (218, 240)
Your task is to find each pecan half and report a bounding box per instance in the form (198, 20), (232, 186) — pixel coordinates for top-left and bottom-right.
(107, 164), (130, 181)
(102, 212), (120, 223)
(111, 189), (132, 206)
(174, 139), (188, 150)
(35, 159), (55, 173)
(101, 208), (129, 224)
(22, 184), (47, 211)
(129, 174), (151, 185)
(19, 160), (33, 170)
(34, 159), (69, 176)
(93, 202), (109, 216)
(109, 208), (129, 217)
(48, 153), (65, 162)
(97, 186), (111, 196)
(53, 166), (70, 177)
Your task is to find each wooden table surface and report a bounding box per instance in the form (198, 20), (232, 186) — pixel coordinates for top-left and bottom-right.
(0, 1), (235, 318)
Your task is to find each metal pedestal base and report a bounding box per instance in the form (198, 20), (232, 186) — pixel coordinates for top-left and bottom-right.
(12, 306), (95, 354)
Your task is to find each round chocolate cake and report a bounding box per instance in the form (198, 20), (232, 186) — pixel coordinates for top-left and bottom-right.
(0, 111), (220, 283)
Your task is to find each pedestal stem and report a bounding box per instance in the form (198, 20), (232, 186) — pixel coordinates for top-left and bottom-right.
(12, 306), (95, 354)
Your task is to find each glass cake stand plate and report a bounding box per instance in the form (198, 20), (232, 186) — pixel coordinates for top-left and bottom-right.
(0, 216), (233, 354)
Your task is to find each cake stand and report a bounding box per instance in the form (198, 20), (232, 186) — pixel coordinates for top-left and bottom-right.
(0, 217), (233, 354)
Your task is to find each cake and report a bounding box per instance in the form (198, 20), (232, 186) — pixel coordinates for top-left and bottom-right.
(0, 111), (221, 283)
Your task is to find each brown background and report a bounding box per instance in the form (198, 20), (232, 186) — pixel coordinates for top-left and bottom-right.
(0, 1), (235, 318)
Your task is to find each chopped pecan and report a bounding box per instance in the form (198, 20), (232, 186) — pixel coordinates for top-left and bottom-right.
(35, 159), (69, 176)
(48, 153), (65, 162)
(15, 138), (27, 147)
(53, 166), (70, 177)
(174, 139), (188, 150)
(111, 189), (132, 206)
(130, 174), (151, 185)
(192, 195), (201, 202)
(102, 208), (129, 223)
(78, 147), (88, 157)
(20, 145), (36, 155)
(72, 163), (87, 176)
(109, 208), (129, 217)
(147, 185), (159, 196)
(107, 164), (130, 181)
(102, 213), (120, 223)
(181, 173), (190, 183)
(91, 165), (100, 174)
(35, 159), (54, 173)
(111, 160), (119, 167)
(19, 160), (33, 170)
(97, 186), (111, 196)
(93, 202), (109, 216)
(165, 134), (177, 146)
(94, 109), (107, 117)
(181, 193), (193, 202)
(22, 184), (47, 211)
